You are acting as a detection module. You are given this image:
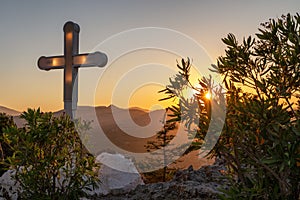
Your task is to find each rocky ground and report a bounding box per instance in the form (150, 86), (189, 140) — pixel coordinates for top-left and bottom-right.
(92, 158), (230, 200)
(0, 155), (230, 200)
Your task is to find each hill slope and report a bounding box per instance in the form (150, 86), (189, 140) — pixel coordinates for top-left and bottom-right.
(0, 106), (20, 116)
(7, 105), (213, 169)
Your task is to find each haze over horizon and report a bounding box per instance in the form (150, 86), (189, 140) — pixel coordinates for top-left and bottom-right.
(0, 1), (299, 112)
(0, 103), (157, 114)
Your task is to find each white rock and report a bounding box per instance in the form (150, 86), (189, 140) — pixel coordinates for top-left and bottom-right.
(0, 170), (20, 200)
(96, 152), (140, 174)
(89, 152), (144, 195)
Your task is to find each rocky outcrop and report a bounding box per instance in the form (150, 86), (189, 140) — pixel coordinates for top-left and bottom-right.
(95, 158), (230, 200)
(0, 156), (229, 200)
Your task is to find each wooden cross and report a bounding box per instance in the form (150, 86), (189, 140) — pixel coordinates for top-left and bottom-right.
(38, 21), (107, 119)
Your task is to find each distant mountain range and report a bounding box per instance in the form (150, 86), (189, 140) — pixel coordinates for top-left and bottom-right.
(0, 105), (214, 169)
(0, 105), (150, 117)
(0, 105), (163, 129)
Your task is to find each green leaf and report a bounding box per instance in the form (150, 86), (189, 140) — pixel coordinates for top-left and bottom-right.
(222, 33), (237, 47)
(279, 163), (285, 172)
(292, 126), (300, 136)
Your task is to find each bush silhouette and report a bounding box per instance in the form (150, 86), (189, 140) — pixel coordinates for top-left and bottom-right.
(0, 112), (16, 176)
(2, 108), (100, 199)
(160, 13), (300, 199)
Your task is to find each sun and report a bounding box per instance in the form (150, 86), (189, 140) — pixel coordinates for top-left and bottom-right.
(182, 83), (212, 101)
(205, 92), (211, 100)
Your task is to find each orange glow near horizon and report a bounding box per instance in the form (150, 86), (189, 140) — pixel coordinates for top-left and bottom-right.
(128, 84), (171, 110)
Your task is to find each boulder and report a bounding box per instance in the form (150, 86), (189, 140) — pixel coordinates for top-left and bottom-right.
(89, 152), (144, 196)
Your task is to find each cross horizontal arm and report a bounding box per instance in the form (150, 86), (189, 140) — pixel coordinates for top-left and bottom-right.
(38, 55), (64, 70)
(74, 51), (108, 68)
(37, 51), (108, 71)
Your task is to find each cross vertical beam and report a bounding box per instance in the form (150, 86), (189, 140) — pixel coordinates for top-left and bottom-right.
(63, 22), (79, 118)
(37, 21), (108, 120)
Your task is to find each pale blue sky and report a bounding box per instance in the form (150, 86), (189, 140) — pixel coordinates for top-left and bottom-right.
(0, 1), (299, 111)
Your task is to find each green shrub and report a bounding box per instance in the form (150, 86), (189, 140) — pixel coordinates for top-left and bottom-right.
(0, 112), (16, 176)
(2, 108), (100, 200)
(160, 13), (300, 200)
(144, 109), (177, 182)
(215, 13), (300, 199)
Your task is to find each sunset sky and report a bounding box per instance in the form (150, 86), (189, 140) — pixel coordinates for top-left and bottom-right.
(0, 1), (299, 112)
